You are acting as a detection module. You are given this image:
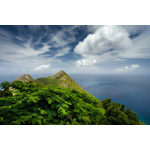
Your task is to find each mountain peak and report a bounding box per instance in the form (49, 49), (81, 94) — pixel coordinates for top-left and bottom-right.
(14, 74), (34, 83)
(52, 70), (68, 79)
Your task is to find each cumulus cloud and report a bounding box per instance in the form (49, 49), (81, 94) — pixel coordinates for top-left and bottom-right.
(75, 59), (97, 67)
(73, 25), (135, 66)
(87, 25), (103, 33)
(33, 64), (50, 71)
(74, 25), (132, 55)
(22, 68), (25, 71)
(74, 25), (150, 66)
(114, 64), (140, 72)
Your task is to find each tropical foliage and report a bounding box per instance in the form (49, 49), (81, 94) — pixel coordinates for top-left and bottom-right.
(100, 98), (145, 125)
(0, 81), (146, 125)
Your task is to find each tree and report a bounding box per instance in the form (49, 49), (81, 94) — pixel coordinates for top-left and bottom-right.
(0, 81), (13, 97)
(101, 99), (141, 125)
(101, 98), (112, 109)
(124, 108), (139, 124)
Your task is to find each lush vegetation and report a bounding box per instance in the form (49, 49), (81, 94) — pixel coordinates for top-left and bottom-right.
(33, 78), (60, 86)
(33, 74), (95, 99)
(100, 98), (145, 125)
(12, 70), (98, 100)
(0, 81), (146, 125)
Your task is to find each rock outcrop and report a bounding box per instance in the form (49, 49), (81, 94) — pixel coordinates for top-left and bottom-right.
(51, 70), (68, 79)
(14, 74), (34, 83)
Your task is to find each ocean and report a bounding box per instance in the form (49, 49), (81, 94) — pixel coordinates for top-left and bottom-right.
(70, 74), (150, 125)
(0, 73), (150, 125)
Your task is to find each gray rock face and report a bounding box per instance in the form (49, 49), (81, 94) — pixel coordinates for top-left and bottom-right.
(14, 74), (33, 83)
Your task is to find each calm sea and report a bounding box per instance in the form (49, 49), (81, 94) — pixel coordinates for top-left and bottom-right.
(0, 73), (150, 125)
(70, 74), (150, 125)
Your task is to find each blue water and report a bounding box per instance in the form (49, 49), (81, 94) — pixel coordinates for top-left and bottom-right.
(70, 74), (150, 125)
(0, 73), (150, 125)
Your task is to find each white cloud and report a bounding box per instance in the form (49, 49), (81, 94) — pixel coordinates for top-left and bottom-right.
(74, 25), (150, 67)
(73, 25), (134, 66)
(130, 64), (140, 70)
(33, 64), (50, 71)
(74, 25), (132, 55)
(13, 68), (17, 70)
(75, 59), (97, 67)
(49, 26), (78, 49)
(87, 25), (103, 33)
(1, 25), (150, 75)
(22, 68), (25, 71)
(55, 47), (71, 57)
(114, 64), (140, 72)
(0, 29), (63, 74)
(0, 26), (79, 74)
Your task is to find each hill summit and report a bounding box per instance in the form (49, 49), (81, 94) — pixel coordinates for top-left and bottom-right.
(33, 70), (76, 88)
(51, 70), (69, 79)
(14, 74), (34, 83)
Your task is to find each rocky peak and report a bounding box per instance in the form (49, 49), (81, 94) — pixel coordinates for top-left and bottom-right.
(52, 70), (67, 79)
(14, 74), (34, 82)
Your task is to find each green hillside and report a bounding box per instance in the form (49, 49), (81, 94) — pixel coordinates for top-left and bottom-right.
(33, 70), (96, 99)
(2, 70), (96, 99)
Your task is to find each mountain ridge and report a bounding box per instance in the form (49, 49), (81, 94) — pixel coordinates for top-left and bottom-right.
(12, 70), (96, 99)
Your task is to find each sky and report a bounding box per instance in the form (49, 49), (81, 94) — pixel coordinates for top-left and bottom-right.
(0, 25), (150, 75)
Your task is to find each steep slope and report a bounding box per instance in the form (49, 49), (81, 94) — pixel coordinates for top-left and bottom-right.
(33, 70), (96, 99)
(48, 70), (69, 79)
(9, 74), (34, 95)
(14, 74), (34, 83)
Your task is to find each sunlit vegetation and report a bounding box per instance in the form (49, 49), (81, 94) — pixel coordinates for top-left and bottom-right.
(33, 72), (96, 99)
(0, 81), (146, 125)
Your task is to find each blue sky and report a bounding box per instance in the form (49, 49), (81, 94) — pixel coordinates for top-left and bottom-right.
(0, 25), (150, 75)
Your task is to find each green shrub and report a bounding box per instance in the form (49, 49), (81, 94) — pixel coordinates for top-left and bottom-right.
(0, 81), (105, 125)
(0, 81), (146, 125)
(100, 99), (144, 125)
(0, 91), (4, 97)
